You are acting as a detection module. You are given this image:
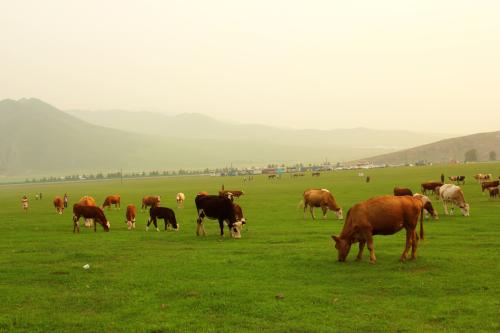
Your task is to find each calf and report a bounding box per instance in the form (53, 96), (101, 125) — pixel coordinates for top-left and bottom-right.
(421, 181), (443, 196)
(147, 206), (179, 231)
(125, 204), (137, 230)
(53, 196), (64, 214)
(393, 187), (413, 196)
(73, 204), (110, 233)
(331, 196), (424, 263)
(195, 194), (243, 238)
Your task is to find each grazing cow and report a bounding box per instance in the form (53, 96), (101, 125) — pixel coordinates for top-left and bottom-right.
(176, 193), (186, 208)
(331, 196), (425, 263)
(72, 204), (110, 233)
(125, 204), (137, 230)
(195, 194), (243, 238)
(439, 184), (470, 216)
(219, 190), (244, 200)
(147, 206), (179, 231)
(301, 189), (343, 220)
(393, 187), (413, 196)
(268, 174), (277, 180)
(142, 195), (160, 211)
(474, 173), (492, 183)
(312, 172), (320, 177)
(420, 181), (443, 196)
(21, 195), (28, 211)
(413, 193), (439, 220)
(487, 187), (499, 199)
(449, 176), (466, 185)
(102, 195), (121, 210)
(481, 180), (500, 192)
(53, 196), (64, 214)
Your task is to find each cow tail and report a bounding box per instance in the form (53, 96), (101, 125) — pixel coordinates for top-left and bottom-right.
(420, 207), (424, 240)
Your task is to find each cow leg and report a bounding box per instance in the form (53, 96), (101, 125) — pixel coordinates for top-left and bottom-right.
(321, 206), (327, 219)
(443, 201), (449, 215)
(410, 230), (418, 260)
(356, 241), (366, 261)
(218, 219), (224, 237)
(303, 203), (307, 220)
(146, 217), (153, 231)
(310, 206), (315, 220)
(367, 235), (376, 263)
(153, 217), (159, 231)
(400, 229), (412, 262)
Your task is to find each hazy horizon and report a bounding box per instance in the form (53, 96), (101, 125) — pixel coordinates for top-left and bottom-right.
(1, 1), (499, 134)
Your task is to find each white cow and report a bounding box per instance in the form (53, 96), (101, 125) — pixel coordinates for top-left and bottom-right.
(439, 184), (470, 216)
(176, 192), (186, 208)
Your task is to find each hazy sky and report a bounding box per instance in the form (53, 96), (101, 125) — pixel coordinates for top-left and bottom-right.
(1, 1), (499, 133)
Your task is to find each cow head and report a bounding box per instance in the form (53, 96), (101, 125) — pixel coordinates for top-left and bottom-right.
(335, 208), (343, 220)
(331, 235), (351, 262)
(230, 221), (243, 239)
(460, 203), (470, 216)
(104, 221), (110, 231)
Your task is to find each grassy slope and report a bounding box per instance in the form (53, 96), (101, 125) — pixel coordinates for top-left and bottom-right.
(0, 163), (499, 332)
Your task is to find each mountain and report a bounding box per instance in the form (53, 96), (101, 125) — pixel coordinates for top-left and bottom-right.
(357, 131), (500, 165)
(66, 109), (451, 150)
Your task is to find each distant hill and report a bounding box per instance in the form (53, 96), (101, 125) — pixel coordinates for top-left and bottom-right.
(66, 109), (451, 151)
(357, 131), (500, 165)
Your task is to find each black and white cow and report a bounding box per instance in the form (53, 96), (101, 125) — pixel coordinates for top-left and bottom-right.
(146, 206), (179, 231)
(195, 194), (243, 238)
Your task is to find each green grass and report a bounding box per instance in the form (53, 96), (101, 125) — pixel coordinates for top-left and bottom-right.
(0, 164), (499, 332)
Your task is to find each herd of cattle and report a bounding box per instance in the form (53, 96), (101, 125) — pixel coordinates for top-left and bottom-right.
(47, 172), (499, 263)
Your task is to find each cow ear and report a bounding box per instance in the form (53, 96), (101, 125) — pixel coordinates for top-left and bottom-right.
(331, 235), (340, 243)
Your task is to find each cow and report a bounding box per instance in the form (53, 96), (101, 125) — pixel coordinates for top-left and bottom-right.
(439, 184), (470, 216)
(142, 195), (160, 211)
(197, 191), (209, 196)
(102, 195), (121, 210)
(176, 193), (186, 208)
(393, 187), (413, 196)
(219, 190), (244, 199)
(413, 193), (439, 220)
(125, 204), (137, 230)
(487, 187), (499, 199)
(481, 180), (500, 192)
(474, 173), (492, 183)
(331, 195), (425, 263)
(233, 203), (246, 226)
(72, 204), (110, 233)
(78, 196), (97, 227)
(420, 181), (443, 196)
(448, 176), (466, 185)
(301, 189), (343, 220)
(146, 206), (179, 231)
(53, 196), (64, 214)
(268, 174), (277, 180)
(195, 194), (243, 238)
(312, 172), (320, 177)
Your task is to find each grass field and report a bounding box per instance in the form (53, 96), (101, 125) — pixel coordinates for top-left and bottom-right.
(0, 164), (499, 332)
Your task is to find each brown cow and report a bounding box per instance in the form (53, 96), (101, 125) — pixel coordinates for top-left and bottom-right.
(420, 181), (443, 196)
(487, 187), (499, 199)
(233, 203), (246, 226)
(481, 180), (500, 192)
(301, 189), (343, 220)
(125, 204), (137, 230)
(142, 195), (160, 211)
(102, 195), (120, 210)
(393, 187), (413, 196)
(413, 193), (439, 220)
(312, 172), (320, 177)
(474, 173), (491, 183)
(53, 196), (64, 214)
(197, 191), (209, 196)
(73, 204), (110, 233)
(331, 196), (424, 263)
(219, 190), (244, 201)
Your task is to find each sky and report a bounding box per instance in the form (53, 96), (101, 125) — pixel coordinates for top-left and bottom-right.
(1, 0), (499, 133)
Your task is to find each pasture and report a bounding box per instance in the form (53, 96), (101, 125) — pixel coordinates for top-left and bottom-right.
(0, 164), (499, 332)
